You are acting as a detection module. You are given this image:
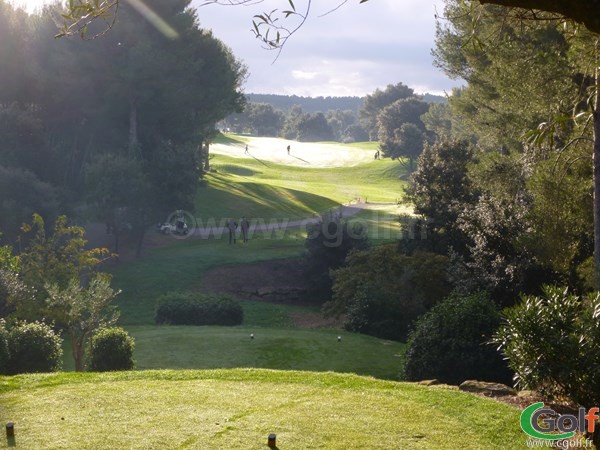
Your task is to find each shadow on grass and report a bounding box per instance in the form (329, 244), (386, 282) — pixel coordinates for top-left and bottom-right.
(290, 154), (310, 165)
(248, 152), (271, 168)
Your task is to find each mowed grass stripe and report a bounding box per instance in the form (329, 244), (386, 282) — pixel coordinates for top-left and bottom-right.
(0, 369), (526, 449)
(127, 326), (406, 380)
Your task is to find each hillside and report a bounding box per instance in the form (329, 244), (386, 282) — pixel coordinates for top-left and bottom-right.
(247, 92), (446, 113)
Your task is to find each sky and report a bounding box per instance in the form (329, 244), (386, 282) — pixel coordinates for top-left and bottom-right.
(190, 0), (460, 97)
(15, 0), (461, 97)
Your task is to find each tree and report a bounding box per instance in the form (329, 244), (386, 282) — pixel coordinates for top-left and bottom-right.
(326, 109), (359, 142)
(0, 165), (59, 243)
(85, 154), (151, 254)
(377, 98), (430, 168)
(247, 103), (285, 136)
(281, 105), (305, 140)
(0, 245), (26, 318)
(434, 1), (600, 286)
(17, 214), (110, 320)
(297, 112), (334, 142)
(404, 140), (476, 253)
(360, 83), (415, 140)
(46, 273), (120, 371)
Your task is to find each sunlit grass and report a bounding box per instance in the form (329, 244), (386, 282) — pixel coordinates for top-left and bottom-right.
(0, 369), (527, 449)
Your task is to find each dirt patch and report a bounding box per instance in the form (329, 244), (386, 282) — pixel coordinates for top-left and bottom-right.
(203, 258), (312, 303)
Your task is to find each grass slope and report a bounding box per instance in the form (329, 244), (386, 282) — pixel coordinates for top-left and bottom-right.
(113, 239), (304, 325)
(126, 326), (405, 380)
(207, 152), (406, 211)
(0, 369), (527, 449)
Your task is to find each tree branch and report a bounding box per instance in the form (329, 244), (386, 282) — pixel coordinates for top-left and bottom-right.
(478, 0), (600, 34)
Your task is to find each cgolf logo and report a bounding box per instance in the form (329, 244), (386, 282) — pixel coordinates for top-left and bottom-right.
(520, 402), (598, 440)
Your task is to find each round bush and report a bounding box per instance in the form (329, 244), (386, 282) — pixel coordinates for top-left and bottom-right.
(8, 321), (63, 374)
(88, 327), (135, 372)
(155, 292), (243, 326)
(403, 292), (512, 385)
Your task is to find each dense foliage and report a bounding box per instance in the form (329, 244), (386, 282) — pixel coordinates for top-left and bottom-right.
(88, 327), (135, 372)
(155, 292), (243, 326)
(329, 245), (452, 341)
(0, 0), (246, 251)
(46, 274), (120, 372)
(404, 292), (512, 385)
(494, 286), (600, 408)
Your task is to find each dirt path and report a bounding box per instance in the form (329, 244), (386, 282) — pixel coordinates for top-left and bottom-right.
(183, 201), (379, 240)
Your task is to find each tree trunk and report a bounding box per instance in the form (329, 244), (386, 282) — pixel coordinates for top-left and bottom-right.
(478, 0), (600, 35)
(594, 66), (600, 289)
(204, 142), (210, 171)
(72, 334), (84, 372)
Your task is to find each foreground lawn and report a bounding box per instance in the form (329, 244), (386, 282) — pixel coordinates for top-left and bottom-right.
(0, 369), (527, 449)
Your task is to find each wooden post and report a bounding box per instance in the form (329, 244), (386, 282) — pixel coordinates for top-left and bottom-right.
(267, 433), (276, 448)
(6, 423), (14, 438)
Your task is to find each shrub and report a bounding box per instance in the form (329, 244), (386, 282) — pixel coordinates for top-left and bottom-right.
(0, 319), (9, 374)
(494, 285), (600, 408)
(88, 327), (135, 372)
(329, 245), (451, 341)
(7, 321), (62, 374)
(403, 292), (512, 385)
(155, 292), (243, 326)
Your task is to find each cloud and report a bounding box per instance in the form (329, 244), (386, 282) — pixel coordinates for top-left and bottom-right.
(192, 0), (461, 97)
(291, 70), (319, 80)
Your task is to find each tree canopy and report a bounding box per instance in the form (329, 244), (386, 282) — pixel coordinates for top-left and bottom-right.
(0, 0), (246, 252)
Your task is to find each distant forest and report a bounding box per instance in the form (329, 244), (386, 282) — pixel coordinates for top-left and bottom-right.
(247, 92), (446, 114)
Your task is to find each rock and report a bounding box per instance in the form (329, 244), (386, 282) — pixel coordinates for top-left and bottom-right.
(517, 390), (538, 398)
(418, 379), (440, 386)
(459, 380), (516, 397)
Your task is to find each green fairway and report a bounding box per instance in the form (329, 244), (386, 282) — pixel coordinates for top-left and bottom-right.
(207, 152), (406, 210)
(0, 369), (527, 449)
(113, 137), (408, 326)
(120, 326), (405, 380)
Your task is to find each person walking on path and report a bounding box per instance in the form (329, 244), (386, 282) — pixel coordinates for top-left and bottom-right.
(226, 218), (238, 244)
(245, 144), (249, 154)
(240, 216), (250, 243)
(287, 145), (290, 155)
